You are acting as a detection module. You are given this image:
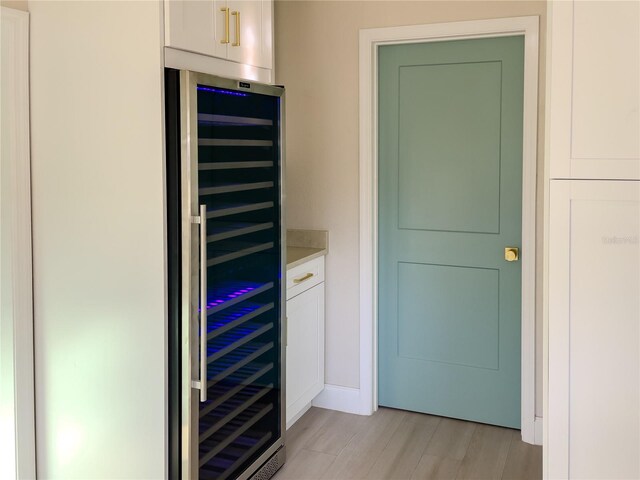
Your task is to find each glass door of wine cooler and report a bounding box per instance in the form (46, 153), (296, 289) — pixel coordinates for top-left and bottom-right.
(173, 71), (285, 480)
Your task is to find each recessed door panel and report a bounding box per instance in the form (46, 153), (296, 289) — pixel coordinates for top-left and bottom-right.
(398, 62), (501, 233)
(397, 262), (499, 370)
(569, 194), (639, 479)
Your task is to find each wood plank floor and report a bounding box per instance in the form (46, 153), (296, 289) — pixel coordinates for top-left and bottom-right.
(274, 407), (541, 480)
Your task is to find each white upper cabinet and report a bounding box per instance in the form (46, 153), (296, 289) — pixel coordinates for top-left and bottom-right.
(164, 0), (228, 59)
(227, 0), (273, 70)
(547, 0), (639, 179)
(164, 0), (273, 70)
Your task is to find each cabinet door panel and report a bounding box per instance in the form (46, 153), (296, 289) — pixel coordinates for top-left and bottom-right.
(548, 180), (640, 478)
(261, 0), (273, 69)
(164, 0), (228, 59)
(548, 0), (639, 179)
(227, 0), (272, 69)
(286, 283), (325, 426)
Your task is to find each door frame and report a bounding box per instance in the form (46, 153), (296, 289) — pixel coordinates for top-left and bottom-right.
(0, 6), (36, 478)
(358, 16), (540, 444)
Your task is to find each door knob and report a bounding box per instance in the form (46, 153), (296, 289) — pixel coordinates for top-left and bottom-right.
(505, 247), (519, 262)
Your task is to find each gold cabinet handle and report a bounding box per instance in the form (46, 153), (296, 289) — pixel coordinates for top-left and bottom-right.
(220, 7), (230, 44)
(293, 273), (314, 284)
(504, 247), (519, 262)
(231, 10), (240, 46)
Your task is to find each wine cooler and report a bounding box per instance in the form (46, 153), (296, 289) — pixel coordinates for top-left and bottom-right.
(165, 70), (286, 480)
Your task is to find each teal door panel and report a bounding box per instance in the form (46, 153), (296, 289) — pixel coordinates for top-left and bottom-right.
(378, 36), (524, 428)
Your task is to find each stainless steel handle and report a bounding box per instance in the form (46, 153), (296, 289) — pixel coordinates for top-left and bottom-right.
(199, 204), (207, 402)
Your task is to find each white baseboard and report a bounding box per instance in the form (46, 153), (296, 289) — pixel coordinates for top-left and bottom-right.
(311, 384), (364, 415)
(312, 385), (542, 445)
(534, 416), (543, 446)
(286, 402), (312, 430)
(521, 415), (544, 445)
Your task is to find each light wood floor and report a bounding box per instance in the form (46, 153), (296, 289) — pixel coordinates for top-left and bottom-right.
(274, 407), (541, 480)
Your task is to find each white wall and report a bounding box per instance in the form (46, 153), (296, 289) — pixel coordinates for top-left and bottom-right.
(29, 1), (167, 477)
(0, 0), (27, 11)
(275, 0), (546, 418)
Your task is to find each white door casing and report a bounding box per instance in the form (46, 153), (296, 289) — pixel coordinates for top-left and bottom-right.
(359, 16), (540, 444)
(0, 6), (36, 479)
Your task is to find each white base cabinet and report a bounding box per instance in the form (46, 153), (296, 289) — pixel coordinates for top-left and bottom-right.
(548, 180), (640, 479)
(285, 256), (325, 429)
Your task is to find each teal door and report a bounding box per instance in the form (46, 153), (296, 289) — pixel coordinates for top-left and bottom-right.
(378, 36), (524, 428)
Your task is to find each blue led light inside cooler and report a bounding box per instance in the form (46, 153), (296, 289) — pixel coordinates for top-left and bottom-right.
(197, 85), (249, 97)
(208, 303), (264, 332)
(198, 285), (258, 312)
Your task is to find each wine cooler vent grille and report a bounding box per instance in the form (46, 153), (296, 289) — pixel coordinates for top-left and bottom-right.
(250, 448), (285, 480)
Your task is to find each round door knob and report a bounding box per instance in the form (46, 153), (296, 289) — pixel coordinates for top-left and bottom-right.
(505, 247), (519, 262)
